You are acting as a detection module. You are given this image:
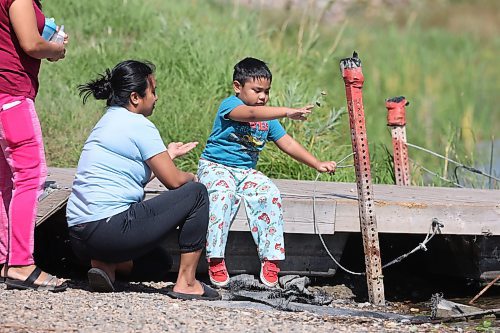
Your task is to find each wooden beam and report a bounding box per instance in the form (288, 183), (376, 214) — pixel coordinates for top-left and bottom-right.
(228, 197), (336, 234)
(45, 168), (500, 236)
(36, 188), (71, 226)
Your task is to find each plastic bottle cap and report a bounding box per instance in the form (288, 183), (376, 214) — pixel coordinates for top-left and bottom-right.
(58, 25), (65, 37)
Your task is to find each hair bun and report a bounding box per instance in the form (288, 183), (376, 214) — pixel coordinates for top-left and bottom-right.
(92, 69), (113, 100)
(102, 68), (113, 94)
(103, 80), (112, 94)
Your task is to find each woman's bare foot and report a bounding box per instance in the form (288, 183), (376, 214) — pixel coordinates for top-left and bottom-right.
(4, 264), (65, 286)
(173, 249), (204, 295)
(90, 259), (133, 283)
(172, 279), (204, 295)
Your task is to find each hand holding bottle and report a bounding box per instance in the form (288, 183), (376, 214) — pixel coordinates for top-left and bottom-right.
(50, 25), (65, 44)
(47, 25), (67, 62)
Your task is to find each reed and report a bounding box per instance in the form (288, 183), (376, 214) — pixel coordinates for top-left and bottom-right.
(36, 0), (499, 187)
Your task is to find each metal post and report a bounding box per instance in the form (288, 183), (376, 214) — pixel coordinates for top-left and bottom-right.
(340, 52), (385, 305)
(386, 96), (410, 186)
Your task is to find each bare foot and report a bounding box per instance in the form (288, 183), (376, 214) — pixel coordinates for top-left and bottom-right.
(5, 265), (65, 286)
(115, 260), (133, 276)
(90, 260), (116, 282)
(172, 279), (204, 295)
(90, 259), (133, 282)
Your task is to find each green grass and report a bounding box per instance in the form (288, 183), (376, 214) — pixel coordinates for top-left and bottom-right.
(36, 0), (500, 186)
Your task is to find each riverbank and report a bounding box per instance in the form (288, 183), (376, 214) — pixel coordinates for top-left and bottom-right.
(0, 280), (458, 333)
(1, 279), (497, 332)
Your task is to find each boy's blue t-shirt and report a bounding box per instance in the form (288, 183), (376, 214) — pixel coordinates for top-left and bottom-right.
(201, 95), (286, 169)
(66, 106), (167, 227)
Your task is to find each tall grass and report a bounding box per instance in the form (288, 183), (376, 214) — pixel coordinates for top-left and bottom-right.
(36, 0), (499, 186)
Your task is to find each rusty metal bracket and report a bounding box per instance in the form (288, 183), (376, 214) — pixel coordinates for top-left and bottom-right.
(386, 96), (411, 186)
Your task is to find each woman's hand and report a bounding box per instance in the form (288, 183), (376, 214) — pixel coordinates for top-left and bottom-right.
(47, 29), (67, 62)
(189, 173), (198, 182)
(316, 161), (336, 173)
(167, 142), (198, 160)
(46, 45), (65, 62)
(9, 0), (67, 60)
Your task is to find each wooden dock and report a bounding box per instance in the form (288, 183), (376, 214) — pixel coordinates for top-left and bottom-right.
(41, 167), (500, 236)
(34, 167), (499, 278)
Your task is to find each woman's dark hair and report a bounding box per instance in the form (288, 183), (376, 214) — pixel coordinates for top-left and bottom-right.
(34, 0), (42, 9)
(78, 60), (156, 107)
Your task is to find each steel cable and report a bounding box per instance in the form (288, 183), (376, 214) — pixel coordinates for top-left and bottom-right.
(312, 151), (445, 275)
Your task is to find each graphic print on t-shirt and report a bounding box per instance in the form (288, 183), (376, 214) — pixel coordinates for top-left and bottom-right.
(228, 121), (269, 164)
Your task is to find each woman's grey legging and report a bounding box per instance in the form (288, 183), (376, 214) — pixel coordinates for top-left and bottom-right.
(68, 182), (209, 263)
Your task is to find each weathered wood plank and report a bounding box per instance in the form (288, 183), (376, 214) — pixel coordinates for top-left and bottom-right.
(36, 188), (71, 226)
(233, 197), (336, 234)
(275, 180), (500, 235)
(144, 193), (337, 234)
(46, 168), (500, 236)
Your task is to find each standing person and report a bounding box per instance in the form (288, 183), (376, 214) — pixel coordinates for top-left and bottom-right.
(67, 60), (220, 300)
(0, 0), (67, 291)
(199, 57), (337, 288)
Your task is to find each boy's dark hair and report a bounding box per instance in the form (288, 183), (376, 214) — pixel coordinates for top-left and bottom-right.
(78, 60), (155, 107)
(233, 57), (272, 85)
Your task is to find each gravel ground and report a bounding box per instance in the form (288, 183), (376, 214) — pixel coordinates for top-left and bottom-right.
(0, 280), (478, 333)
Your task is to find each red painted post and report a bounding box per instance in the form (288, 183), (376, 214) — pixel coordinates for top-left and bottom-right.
(340, 52), (385, 305)
(386, 96), (410, 186)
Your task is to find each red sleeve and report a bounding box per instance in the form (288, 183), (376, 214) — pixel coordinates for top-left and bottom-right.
(3, 0), (15, 10)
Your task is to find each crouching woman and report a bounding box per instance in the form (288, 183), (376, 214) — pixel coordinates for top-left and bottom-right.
(66, 60), (219, 300)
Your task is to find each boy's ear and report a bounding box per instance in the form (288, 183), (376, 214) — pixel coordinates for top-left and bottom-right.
(233, 80), (242, 95)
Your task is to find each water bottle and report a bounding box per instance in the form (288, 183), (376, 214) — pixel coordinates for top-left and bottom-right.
(50, 25), (66, 44)
(41, 18), (57, 41)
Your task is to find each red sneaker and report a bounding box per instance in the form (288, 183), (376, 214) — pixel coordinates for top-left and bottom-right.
(260, 260), (280, 287)
(208, 258), (230, 287)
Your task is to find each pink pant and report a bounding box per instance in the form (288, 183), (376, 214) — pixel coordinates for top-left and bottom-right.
(0, 93), (47, 266)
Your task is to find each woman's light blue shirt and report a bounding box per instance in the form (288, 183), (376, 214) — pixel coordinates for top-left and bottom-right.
(66, 106), (166, 227)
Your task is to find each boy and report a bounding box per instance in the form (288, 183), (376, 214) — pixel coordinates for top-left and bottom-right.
(198, 57), (336, 287)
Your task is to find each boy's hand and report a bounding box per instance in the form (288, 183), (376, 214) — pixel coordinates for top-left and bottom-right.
(167, 141), (199, 159)
(316, 161), (337, 173)
(286, 105), (313, 121)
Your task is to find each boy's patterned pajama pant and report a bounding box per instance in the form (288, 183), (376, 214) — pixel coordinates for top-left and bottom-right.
(197, 159), (285, 261)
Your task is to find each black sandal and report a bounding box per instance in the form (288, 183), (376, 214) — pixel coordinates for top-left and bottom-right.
(87, 267), (115, 292)
(166, 281), (221, 301)
(5, 267), (68, 292)
(0, 263), (5, 284)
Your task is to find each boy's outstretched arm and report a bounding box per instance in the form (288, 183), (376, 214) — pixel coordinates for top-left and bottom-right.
(229, 105), (313, 122)
(274, 134), (336, 173)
